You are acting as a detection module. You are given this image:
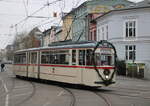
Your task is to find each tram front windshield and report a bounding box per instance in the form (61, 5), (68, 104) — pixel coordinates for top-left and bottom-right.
(95, 53), (114, 66)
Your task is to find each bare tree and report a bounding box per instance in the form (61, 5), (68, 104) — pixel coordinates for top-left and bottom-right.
(12, 27), (41, 50)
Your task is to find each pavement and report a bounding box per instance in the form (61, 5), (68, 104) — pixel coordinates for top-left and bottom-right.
(0, 64), (150, 106)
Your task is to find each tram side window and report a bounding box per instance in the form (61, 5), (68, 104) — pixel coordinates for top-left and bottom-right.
(79, 50), (86, 65)
(95, 53), (101, 66)
(41, 50), (69, 65)
(53, 51), (69, 65)
(41, 52), (50, 64)
(53, 54), (59, 64)
(60, 54), (69, 64)
(72, 50), (76, 65)
(14, 55), (19, 63)
(86, 49), (93, 66)
(14, 53), (26, 64)
(31, 52), (37, 64)
(22, 55), (26, 64)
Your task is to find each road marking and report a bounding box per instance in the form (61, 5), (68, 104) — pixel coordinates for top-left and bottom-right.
(43, 102), (51, 106)
(3, 83), (9, 93)
(12, 92), (33, 98)
(0, 78), (9, 106)
(14, 85), (32, 89)
(13, 87), (30, 91)
(57, 91), (65, 97)
(0, 77), (3, 89)
(43, 91), (65, 106)
(5, 95), (9, 106)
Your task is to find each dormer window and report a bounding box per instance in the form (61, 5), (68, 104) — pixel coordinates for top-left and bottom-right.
(125, 20), (136, 38)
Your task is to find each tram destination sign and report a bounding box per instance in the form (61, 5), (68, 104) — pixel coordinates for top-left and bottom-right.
(100, 49), (112, 54)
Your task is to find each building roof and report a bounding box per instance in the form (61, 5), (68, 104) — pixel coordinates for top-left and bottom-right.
(62, 1), (87, 18)
(137, 0), (150, 7)
(43, 28), (51, 35)
(42, 26), (62, 37)
(95, 1), (150, 21)
(5, 45), (13, 50)
(63, 0), (134, 19)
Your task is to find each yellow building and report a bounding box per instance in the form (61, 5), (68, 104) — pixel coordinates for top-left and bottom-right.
(61, 13), (73, 41)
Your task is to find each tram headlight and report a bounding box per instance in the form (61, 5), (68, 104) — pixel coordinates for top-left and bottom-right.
(105, 75), (109, 79)
(103, 69), (110, 75)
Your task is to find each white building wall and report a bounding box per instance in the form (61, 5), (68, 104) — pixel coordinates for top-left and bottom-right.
(97, 8), (150, 79)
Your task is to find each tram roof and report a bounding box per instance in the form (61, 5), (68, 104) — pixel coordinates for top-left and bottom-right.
(15, 41), (113, 53)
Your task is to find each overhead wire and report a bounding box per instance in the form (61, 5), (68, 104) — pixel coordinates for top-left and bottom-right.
(33, 0), (63, 31)
(0, 0), (45, 4)
(15, 0), (62, 26)
(23, 0), (28, 17)
(64, 0), (84, 41)
(13, 0), (62, 35)
(73, 0), (86, 41)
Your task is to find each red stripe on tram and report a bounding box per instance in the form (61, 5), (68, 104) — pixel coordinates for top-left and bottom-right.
(14, 64), (114, 70)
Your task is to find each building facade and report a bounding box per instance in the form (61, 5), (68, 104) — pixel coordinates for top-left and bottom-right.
(55, 27), (62, 42)
(64, 0), (134, 41)
(48, 26), (61, 44)
(43, 29), (51, 46)
(96, 5), (150, 79)
(61, 13), (73, 41)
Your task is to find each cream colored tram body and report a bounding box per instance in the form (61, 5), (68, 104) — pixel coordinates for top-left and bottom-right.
(13, 41), (116, 87)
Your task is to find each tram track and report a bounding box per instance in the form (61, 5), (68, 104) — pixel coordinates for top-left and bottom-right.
(0, 74), (15, 98)
(106, 86), (150, 100)
(0, 71), (36, 106)
(93, 91), (112, 106)
(59, 87), (76, 106)
(0, 78), (4, 94)
(14, 80), (36, 106)
(110, 86), (150, 92)
(102, 90), (150, 100)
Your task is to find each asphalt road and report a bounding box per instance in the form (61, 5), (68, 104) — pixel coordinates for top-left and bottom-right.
(0, 64), (150, 106)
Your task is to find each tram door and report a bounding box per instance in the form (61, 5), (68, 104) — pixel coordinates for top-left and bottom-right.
(28, 52), (38, 78)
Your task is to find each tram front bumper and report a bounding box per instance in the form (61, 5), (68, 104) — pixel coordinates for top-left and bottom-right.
(94, 81), (115, 86)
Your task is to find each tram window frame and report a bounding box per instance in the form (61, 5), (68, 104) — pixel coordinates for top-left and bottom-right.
(41, 51), (50, 64)
(53, 50), (70, 65)
(72, 50), (76, 65)
(79, 50), (86, 65)
(100, 54), (112, 66)
(41, 50), (70, 65)
(86, 49), (93, 66)
(14, 53), (26, 64)
(31, 52), (37, 64)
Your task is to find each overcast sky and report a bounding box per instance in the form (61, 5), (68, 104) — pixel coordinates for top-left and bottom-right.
(0, 0), (144, 49)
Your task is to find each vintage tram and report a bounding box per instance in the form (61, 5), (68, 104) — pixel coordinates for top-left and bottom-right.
(13, 40), (117, 87)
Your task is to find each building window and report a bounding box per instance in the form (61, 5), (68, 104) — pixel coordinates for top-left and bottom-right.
(97, 24), (108, 41)
(106, 25), (108, 40)
(94, 30), (96, 41)
(102, 27), (104, 39)
(89, 32), (92, 40)
(125, 21), (136, 38)
(89, 30), (96, 41)
(125, 45), (136, 61)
